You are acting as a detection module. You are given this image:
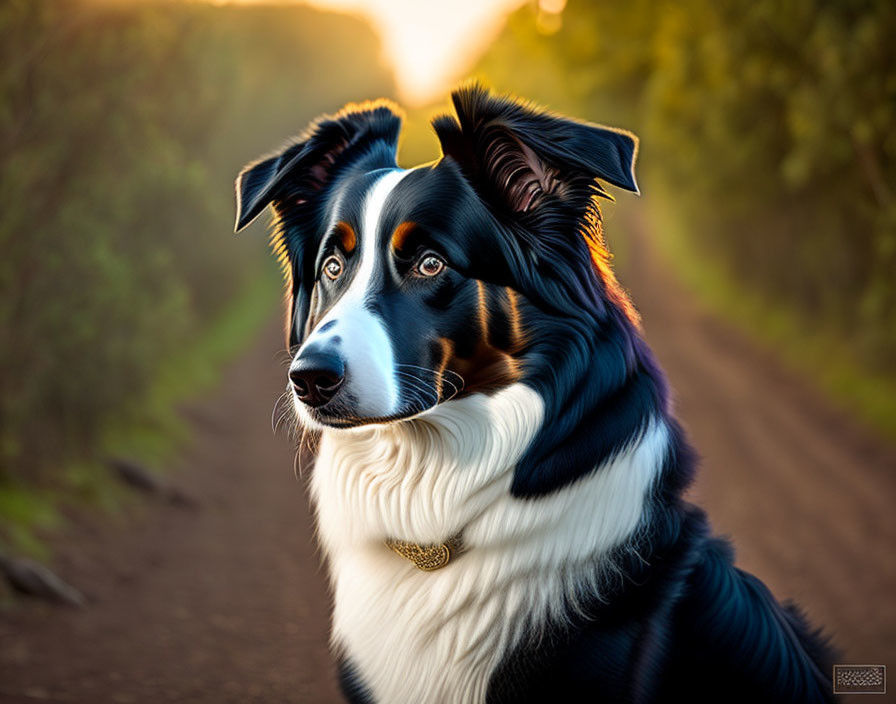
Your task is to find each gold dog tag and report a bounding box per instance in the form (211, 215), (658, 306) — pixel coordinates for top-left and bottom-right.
(384, 535), (463, 571)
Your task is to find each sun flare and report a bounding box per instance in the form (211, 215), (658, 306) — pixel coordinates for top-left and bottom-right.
(213, 0), (526, 105)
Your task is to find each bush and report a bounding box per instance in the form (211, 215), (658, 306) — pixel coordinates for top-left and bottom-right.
(474, 0), (896, 372)
(0, 0), (394, 486)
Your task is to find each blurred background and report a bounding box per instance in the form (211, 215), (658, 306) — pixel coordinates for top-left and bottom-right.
(0, 1), (894, 702)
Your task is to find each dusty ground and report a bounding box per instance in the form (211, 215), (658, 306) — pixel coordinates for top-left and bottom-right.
(1, 212), (894, 703)
(0, 324), (342, 703)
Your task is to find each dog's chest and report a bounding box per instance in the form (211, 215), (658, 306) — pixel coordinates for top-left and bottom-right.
(328, 548), (522, 704)
(307, 388), (668, 703)
(308, 388), (550, 703)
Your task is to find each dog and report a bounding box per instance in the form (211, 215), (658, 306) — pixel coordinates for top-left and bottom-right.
(233, 85), (836, 703)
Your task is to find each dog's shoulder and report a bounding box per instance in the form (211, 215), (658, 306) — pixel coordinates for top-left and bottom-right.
(660, 532), (838, 703)
(487, 506), (836, 704)
(485, 504), (704, 703)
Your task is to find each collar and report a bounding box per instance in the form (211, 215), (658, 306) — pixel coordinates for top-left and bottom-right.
(384, 533), (466, 572)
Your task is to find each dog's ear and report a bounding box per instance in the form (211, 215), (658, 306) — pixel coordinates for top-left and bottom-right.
(235, 101), (402, 348)
(432, 84), (638, 219)
(234, 101), (402, 232)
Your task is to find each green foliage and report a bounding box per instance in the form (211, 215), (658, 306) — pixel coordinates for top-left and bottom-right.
(474, 0), (896, 425)
(0, 0), (393, 512)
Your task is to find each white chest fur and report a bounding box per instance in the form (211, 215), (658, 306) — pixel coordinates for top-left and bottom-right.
(310, 383), (669, 704)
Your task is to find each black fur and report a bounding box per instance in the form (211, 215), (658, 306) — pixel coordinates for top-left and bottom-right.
(486, 507), (836, 703)
(337, 657), (376, 704)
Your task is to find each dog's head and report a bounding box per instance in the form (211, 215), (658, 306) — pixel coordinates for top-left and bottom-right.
(235, 85), (639, 431)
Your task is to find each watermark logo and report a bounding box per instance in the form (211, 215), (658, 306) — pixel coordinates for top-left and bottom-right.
(833, 665), (886, 694)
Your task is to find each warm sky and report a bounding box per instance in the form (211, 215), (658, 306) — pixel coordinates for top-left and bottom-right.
(215, 0), (529, 105)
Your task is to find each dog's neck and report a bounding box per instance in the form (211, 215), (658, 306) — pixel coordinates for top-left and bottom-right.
(310, 382), (670, 580)
(311, 384), (543, 550)
(310, 382), (672, 704)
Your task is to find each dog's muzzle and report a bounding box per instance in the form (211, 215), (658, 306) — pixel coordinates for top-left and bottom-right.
(289, 348), (344, 408)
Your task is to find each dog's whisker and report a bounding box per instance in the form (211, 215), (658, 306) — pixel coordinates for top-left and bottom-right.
(271, 389), (294, 434)
(394, 365), (461, 396)
(273, 348), (295, 367)
(396, 363), (466, 397)
(393, 371), (440, 409)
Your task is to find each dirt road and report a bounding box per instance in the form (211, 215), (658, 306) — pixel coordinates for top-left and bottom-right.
(0, 322), (344, 703)
(1, 210), (894, 702)
(617, 210), (896, 676)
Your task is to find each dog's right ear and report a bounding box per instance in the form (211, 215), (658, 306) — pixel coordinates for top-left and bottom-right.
(234, 101), (403, 232)
(235, 101), (402, 349)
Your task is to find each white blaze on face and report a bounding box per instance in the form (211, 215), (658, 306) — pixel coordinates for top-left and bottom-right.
(294, 168), (410, 419)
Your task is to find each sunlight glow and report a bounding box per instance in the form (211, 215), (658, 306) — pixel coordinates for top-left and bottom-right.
(307, 0), (526, 105)
(220, 0), (526, 105)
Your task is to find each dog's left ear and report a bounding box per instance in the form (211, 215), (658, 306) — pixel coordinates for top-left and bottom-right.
(432, 84), (638, 219)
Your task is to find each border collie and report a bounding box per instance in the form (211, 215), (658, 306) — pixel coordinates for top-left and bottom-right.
(234, 85), (836, 703)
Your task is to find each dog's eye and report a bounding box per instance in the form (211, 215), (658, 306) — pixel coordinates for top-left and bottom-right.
(415, 252), (445, 277)
(322, 255), (343, 281)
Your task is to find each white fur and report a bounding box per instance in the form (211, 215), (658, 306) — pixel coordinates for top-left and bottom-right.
(311, 383), (670, 704)
(294, 169), (410, 419)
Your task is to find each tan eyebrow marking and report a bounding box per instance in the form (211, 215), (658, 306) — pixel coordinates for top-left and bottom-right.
(390, 221), (417, 252)
(335, 221), (356, 253)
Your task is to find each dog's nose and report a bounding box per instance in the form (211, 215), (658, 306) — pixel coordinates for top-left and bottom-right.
(289, 351), (344, 407)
